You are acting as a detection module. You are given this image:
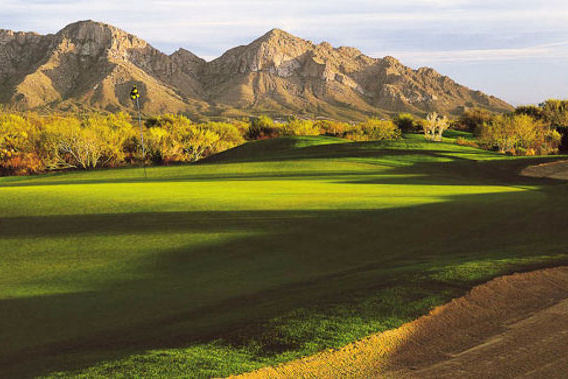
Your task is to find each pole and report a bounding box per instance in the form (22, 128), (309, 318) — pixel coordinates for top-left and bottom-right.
(136, 96), (147, 179)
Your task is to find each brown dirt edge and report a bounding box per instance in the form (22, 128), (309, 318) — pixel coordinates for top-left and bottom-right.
(521, 160), (568, 180)
(232, 266), (568, 378)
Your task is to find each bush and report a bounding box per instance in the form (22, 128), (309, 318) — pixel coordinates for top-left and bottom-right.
(247, 116), (281, 140)
(393, 113), (421, 133)
(1, 113), (135, 172)
(457, 108), (494, 133)
(0, 114), (42, 174)
(515, 105), (545, 120)
(282, 119), (320, 136)
(201, 121), (245, 151)
(42, 114), (135, 170)
(314, 120), (352, 137)
(0, 112), (248, 175)
(479, 114), (561, 155)
(345, 119), (401, 141)
(455, 137), (479, 148)
(145, 115), (237, 163)
(516, 99), (568, 152)
(541, 99), (568, 128)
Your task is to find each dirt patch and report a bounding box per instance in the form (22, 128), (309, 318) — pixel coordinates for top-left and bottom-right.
(521, 160), (568, 180)
(233, 266), (568, 378)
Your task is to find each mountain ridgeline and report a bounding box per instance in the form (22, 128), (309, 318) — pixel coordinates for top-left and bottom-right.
(0, 20), (513, 119)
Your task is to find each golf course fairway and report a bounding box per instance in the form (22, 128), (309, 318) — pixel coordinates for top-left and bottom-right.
(1, 133), (567, 377)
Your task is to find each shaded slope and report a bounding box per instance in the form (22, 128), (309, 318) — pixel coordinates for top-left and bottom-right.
(200, 135), (350, 163)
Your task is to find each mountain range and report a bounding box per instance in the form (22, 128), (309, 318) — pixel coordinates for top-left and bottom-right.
(0, 20), (513, 119)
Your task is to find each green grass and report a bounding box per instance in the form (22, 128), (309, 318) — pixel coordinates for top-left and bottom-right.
(1, 134), (567, 378)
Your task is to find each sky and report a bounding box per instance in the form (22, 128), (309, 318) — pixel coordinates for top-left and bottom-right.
(1, 0), (567, 105)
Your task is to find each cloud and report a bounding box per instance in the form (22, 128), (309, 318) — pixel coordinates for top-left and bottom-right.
(1, 0), (567, 103)
(378, 41), (568, 64)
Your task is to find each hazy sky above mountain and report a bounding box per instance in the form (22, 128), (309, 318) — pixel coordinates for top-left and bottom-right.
(2, 0), (567, 105)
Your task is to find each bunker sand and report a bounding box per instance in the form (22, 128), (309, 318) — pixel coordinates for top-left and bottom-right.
(522, 160), (568, 180)
(235, 266), (568, 378)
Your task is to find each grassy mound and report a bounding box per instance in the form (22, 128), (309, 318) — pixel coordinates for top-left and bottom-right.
(1, 135), (567, 377)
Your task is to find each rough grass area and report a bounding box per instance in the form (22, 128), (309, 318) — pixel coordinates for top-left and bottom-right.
(1, 134), (567, 378)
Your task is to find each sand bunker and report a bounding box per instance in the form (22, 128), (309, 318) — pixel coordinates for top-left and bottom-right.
(234, 266), (568, 378)
(522, 160), (568, 180)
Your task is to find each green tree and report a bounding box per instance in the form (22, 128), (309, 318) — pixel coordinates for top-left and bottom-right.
(393, 113), (419, 133)
(479, 114), (561, 155)
(346, 118), (401, 141)
(541, 99), (568, 128)
(282, 119), (320, 136)
(247, 116), (280, 139)
(457, 107), (494, 133)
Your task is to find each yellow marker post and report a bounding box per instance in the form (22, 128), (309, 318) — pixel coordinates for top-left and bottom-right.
(130, 85), (146, 179)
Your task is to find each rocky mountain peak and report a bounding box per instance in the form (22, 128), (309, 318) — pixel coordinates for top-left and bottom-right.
(207, 29), (312, 75)
(318, 41), (334, 50)
(55, 20), (148, 59)
(0, 21), (514, 117)
(171, 48), (205, 65)
(416, 66), (441, 77)
(0, 29), (44, 45)
(256, 28), (303, 44)
(336, 46), (363, 58)
(382, 56), (402, 67)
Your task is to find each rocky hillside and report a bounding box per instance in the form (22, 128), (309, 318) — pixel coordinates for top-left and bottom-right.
(0, 20), (513, 118)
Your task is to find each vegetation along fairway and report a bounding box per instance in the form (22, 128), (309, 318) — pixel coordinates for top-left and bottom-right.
(1, 133), (568, 378)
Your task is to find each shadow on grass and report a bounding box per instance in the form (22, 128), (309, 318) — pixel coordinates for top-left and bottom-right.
(1, 181), (568, 377)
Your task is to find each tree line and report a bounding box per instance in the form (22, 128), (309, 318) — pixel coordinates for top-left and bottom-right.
(456, 99), (567, 155)
(1, 99), (566, 176)
(0, 113), (401, 175)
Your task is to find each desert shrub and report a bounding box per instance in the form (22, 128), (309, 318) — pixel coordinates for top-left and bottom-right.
(393, 113), (421, 133)
(247, 116), (281, 140)
(0, 111), (252, 175)
(177, 126), (221, 162)
(0, 114), (44, 174)
(82, 113), (136, 166)
(515, 105), (545, 120)
(145, 115), (247, 163)
(314, 120), (352, 137)
(200, 121), (245, 151)
(541, 99), (568, 128)
(226, 119), (251, 137)
(145, 115), (224, 162)
(41, 114), (135, 170)
(516, 99), (568, 151)
(479, 114), (561, 155)
(145, 126), (177, 163)
(455, 137), (479, 148)
(345, 119), (401, 141)
(423, 113), (450, 142)
(282, 119), (320, 136)
(457, 108), (494, 133)
(1, 152), (43, 175)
